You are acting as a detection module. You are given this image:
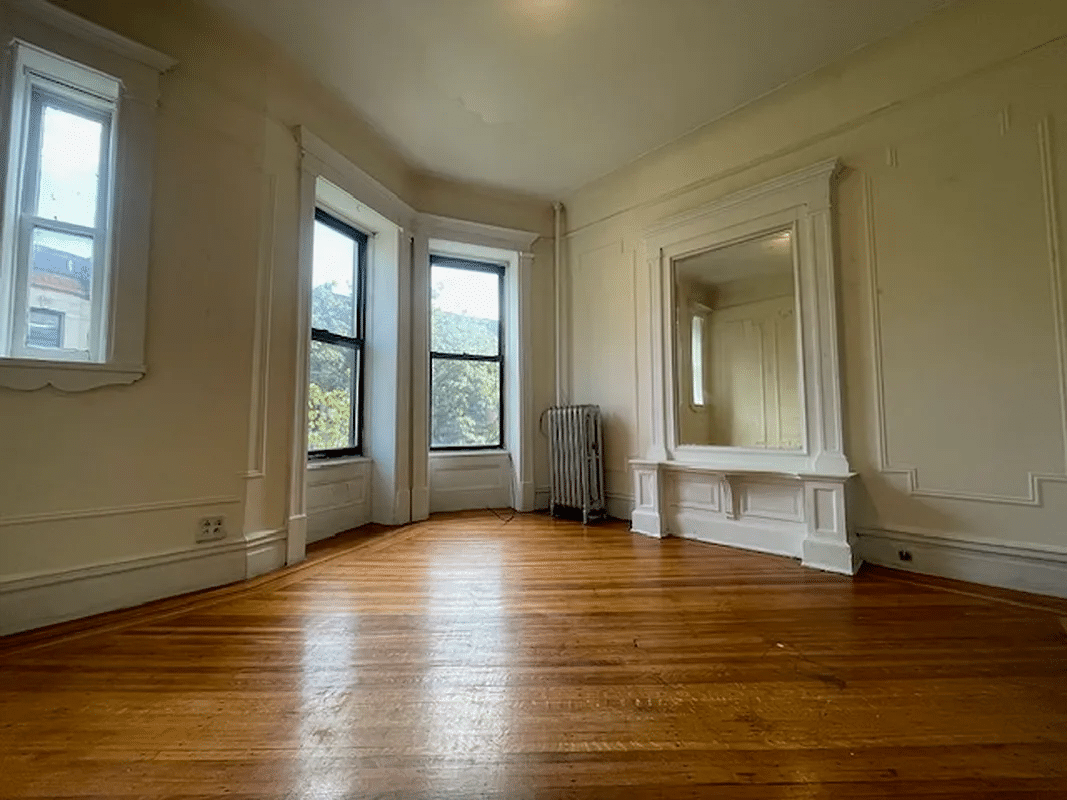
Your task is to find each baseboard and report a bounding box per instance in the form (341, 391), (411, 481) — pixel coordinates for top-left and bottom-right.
(411, 486), (430, 521)
(671, 512), (803, 560)
(513, 480), (536, 513)
(855, 527), (1067, 599)
(244, 529), (287, 579)
(287, 514), (307, 565)
(0, 536), (259, 636)
(307, 503), (371, 544)
(429, 488), (512, 513)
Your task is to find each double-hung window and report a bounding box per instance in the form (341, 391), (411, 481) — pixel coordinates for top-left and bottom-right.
(430, 255), (504, 450)
(1, 43), (119, 363)
(308, 208), (368, 458)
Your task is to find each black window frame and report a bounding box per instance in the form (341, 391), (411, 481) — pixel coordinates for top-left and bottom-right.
(429, 254), (505, 452)
(308, 207), (368, 460)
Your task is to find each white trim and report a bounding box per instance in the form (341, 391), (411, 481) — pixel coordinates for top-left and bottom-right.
(631, 160), (856, 574)
(2, 0), (176, 71)
(428, 450), (513, 513)
(298, 128), (415, 227)
(0, 530), (287, 635)
(420, 212), (538, 252)
(0, 2), (173, 391)
(307, 455), (372, 471)
(244, 529), (287, 580)
(645, 158), (848, 475)
(0, 358), (144, 390)
(855, 527), (1067, 599)
(418, 217), (540, 514)
(306, 456), (371, 543)
(292, 126), (415, 563)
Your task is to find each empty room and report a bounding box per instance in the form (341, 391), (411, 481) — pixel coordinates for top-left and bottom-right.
(0, 0), (1065, 797)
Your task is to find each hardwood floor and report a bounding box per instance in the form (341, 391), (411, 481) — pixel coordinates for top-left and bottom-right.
(2, 511), (1065, 799)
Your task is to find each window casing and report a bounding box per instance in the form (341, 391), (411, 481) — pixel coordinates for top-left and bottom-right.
(429, 254), (505, 450)
(307, 208), (368, 459)
(1, 42), (119, 364)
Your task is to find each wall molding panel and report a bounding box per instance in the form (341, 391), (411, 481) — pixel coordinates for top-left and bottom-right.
(306, 459), (371, 544)
(860, 115), (1067, 506)
(429, 452), (514, 513)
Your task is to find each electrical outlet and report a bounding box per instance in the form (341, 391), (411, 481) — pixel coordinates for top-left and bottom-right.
(197, 516), (226, 543)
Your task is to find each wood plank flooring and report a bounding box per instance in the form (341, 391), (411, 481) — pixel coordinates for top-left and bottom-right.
(1, 511), (1065, 799)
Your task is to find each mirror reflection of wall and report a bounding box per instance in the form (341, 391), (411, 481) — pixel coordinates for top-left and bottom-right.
(674, 228), (802, 450)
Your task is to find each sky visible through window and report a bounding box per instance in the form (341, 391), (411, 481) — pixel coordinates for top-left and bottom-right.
(431, 264), (499, 321)
(37, 105), (103, 237)
(312, 221), (354, 295)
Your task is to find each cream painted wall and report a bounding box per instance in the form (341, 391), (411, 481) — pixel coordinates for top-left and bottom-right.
(562, 0), (1067, 581)
(0, 0), (556, 633)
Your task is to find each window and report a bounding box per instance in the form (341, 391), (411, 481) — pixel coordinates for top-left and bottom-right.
(691, 311), (706, 407)
(27, 308), (64, 349)
(1, 43), (119, 364)
(308, 208), (368, 458)
(430, 255), (504, 450)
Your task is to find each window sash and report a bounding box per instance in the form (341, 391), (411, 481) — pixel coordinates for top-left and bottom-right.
(429, 255), (505, 451)
(4, 59), (117, 363)
(308, 209), (368, 458)
(307, 334), (362, 458)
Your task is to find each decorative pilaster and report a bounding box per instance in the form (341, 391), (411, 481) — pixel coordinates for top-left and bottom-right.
(630, 460), (666, 538)
(801, 476), (858, 575)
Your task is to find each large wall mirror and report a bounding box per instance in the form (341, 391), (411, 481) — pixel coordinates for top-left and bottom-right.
(632, 160), (855, 575)
(674, 228), (802, 450)
(636, 159), (850, 478)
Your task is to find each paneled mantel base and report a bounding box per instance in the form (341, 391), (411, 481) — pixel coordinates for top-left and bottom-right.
(630, 460), (858, 575)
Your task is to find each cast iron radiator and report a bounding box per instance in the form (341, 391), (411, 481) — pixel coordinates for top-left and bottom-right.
(544, 404), (606, 524)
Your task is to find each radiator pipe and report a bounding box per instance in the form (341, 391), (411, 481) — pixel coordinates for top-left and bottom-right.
(553, 201), (565, 407)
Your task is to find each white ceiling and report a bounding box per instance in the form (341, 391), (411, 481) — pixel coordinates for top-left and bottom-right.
(205, 0), (951, 199)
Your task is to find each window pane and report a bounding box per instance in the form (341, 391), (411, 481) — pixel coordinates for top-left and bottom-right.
(312, 220), (356, 337)
(27, 228), (94, 353)
(431, 358), (501, 448)
(691, 314), (705, 406)
(27, 308), (63, 349)
(308, 340), (356, 451)
(431, 264), (500, 356)
(35, 99), (106, 228)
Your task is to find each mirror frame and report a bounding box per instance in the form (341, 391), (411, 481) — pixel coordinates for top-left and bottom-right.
(642, 159), (850, 477)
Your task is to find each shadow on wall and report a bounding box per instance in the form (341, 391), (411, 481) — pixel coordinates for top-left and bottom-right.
(850, 474), (964, 539)
(600, 410), (634, 496)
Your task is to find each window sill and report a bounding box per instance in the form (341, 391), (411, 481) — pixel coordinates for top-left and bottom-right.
(430, 449), (509, 459)
(307, 455), (371, 471)
(0, 358), (145, 391)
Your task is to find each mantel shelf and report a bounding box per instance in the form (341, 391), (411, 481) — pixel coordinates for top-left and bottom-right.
(630, 459), (855, 483)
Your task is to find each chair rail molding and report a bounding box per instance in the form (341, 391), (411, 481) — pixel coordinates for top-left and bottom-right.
(631, 159), (858, 575)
